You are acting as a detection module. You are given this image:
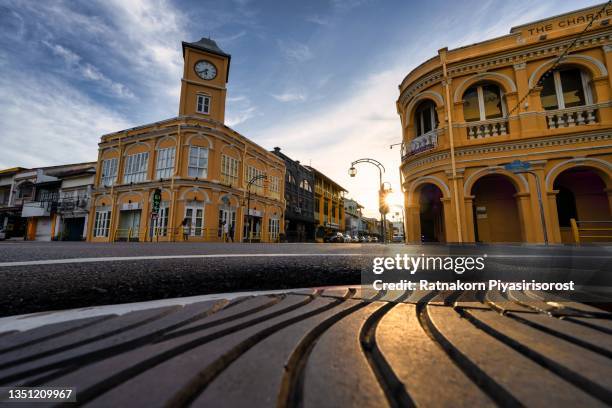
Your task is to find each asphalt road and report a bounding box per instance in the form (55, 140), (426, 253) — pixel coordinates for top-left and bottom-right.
(0, 241), (611, 317)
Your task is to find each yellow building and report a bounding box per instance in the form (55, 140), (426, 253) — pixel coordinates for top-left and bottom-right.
(307, 166), (346, 240)
(398, 3), (612, 244)
(88, 38), (285, 243)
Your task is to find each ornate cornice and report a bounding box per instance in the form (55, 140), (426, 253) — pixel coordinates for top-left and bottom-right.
(401, 130), (612, 172)
(398, 30), (611, 107)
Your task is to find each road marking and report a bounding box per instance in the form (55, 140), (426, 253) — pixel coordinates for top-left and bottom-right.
(0, 253), (366, 267)
(0, 253), (611, 267)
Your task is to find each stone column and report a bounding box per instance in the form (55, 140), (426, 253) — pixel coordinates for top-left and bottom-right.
(600, 45), (612, 101)
(464, 195), (476, 243)
(606, 188), (612, 216)
(547, 190), (562, 243)
(441, 197), (457, 243)
(526, 162), (551, 243)
(514, 192), (535, 243)
(406, 204), (420, 243)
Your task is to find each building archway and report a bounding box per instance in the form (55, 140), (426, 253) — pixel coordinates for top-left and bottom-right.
(471, 174), (522, 242)
(418, 183), (445, 242)
(553, 166), (610, 243)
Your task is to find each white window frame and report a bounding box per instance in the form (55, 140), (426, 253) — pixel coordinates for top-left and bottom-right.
(269, 176), (280, 193)
(188, 146), (209, 178)
(196, 94), (211, 114)
(470, 85), (507, 122)
(221, 155), (239, 186)
(415, 103), (437, 136)
(123, 152), (149, 184)
(94, 209), (111, 237)
(549, 69), (592, 109)
(268, 218), (280, 241)
(151, 204), (169, 237)
(101, 158), (118, 187)
(185, 205), (204, 237)
(155, 147), (176, 179)
(246, 166), (265, 194)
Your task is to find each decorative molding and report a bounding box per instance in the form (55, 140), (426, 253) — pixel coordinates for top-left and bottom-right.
(407, 175), (451, 204)
(398, 31), (610, 107)
(453, 72), (518, 103)
(404, 90), (445, 125)
(402, 131), (612, 172)
(463, 166), (529, 195)
(513, 62), (527, 70)
(544, 157), (612, 188)
(528, 53), (609, 88)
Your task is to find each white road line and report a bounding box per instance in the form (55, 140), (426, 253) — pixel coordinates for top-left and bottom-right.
(0, 253), (610, 267)
(0, 253), (365, 267)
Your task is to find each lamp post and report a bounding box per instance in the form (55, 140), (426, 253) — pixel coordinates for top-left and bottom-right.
(246, 174), (267, 243)
(349, 158), (388, 243)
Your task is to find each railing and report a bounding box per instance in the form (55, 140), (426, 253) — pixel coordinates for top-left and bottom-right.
(545, 104), (598, 129)
(570, 219), (612, 244)
(114, 226), (218, 242)
(402, 129), (438, 159)
(57, 197), (89, 213)
(465, 117), (508, 140)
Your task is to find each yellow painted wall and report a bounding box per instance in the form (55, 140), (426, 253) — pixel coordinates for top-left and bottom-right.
(398, 4), (612, 244)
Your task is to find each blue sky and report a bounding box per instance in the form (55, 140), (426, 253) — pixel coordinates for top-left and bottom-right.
(0, 0), (601, 216)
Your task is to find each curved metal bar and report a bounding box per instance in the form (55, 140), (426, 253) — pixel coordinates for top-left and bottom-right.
(350, 158), (386, 173)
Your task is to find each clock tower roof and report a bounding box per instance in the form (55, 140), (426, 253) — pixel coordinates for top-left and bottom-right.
(182, 37), (230, 59)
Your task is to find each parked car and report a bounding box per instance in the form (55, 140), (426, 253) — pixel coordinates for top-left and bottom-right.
(351, 235), (359, 243)
(324, 232), (345, 243)
(372, 236), (379, 243)
(342, 234), (352, 243)
(359, 236), (368, 243)
(0, 229), (5, 241)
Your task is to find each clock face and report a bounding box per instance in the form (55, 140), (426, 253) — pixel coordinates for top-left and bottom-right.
(194, 60), (217, 80)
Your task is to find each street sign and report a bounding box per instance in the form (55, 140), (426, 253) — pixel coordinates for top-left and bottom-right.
(152, 188), (162, 214)
(504, 160), (531, 174)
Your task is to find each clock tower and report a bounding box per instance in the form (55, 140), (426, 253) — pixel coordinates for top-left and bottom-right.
(179, 38), (231, 123)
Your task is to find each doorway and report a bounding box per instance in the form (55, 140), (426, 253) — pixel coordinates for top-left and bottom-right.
(419, 184), (445, 242)
(118, 210), (141, 241)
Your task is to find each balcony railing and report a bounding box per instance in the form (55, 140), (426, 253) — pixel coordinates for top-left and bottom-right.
(465, 117), (508, 140)
(545, 104), (598, 129)
(401, 129), (438, 160)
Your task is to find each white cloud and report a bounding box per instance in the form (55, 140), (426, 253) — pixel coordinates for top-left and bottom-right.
(0, 71), (132, 168)
(305, 15), (330, 26)
(43, 40), (135, 99)
(254, 0), (570, 218)
(255, 68), (403, 218)
(271, 92), (307, 102)
(277, 40), (313, 62)
(226, 106), (257, 127)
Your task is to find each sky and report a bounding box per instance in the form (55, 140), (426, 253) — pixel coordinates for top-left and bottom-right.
(0, 0), (602, 217)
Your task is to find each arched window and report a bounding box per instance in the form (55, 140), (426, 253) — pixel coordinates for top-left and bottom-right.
(413, 100), (438, 136)
(287, 172), (296, 184)
(462, 83), (506, 122)
(540, 67), (591, 110)
(300, 179), (312, 192)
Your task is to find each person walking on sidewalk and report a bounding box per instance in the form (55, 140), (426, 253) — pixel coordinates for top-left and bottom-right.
(181, 218), (190, 241)
(228, 222), (234, 242)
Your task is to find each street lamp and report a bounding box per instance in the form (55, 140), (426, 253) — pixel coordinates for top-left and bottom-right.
(246, 174), (267, 243)
(348, 158), (388, 243)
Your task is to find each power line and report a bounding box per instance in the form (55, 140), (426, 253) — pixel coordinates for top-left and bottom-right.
(507, 1), (611, 117)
